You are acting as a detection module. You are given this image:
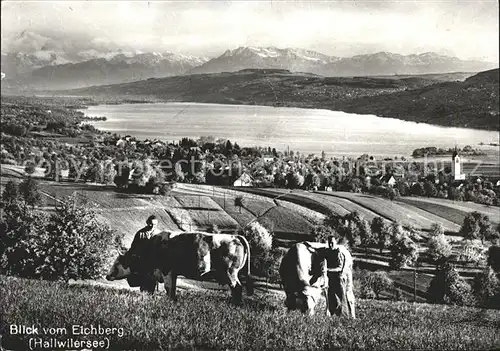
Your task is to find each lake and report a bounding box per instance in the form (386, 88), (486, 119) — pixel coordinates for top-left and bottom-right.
(80, 102), (499, 158)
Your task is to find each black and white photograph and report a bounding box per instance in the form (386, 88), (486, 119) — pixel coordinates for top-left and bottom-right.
(0, 0), (499, 349)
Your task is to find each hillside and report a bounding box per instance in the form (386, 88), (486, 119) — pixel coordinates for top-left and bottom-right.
(2, 276), (499, 350)
(51, 68), (500, 130)
(336, 68), (500, 130)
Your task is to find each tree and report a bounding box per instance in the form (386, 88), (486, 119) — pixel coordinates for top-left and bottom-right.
(423, 180), (438, 197)
(0, 194), (116, 281)
(488, 246), (500, 273)
(371, 217), (391, 253)
(385, 186), (397, 201)
(1, 180), (19, 206)
(207, 224), (221, 234)
(359, 219), (375, 254)
(389, 221), (405, 241)
(274, 172), (286, 188)
(310, 173), (321, 190)
(427, 262), (475, 306)
(369, 271), (394, 299)
(429, 223), (445, 237)
(242, 221), (272, 255)
(18, 177), (42, 207)
(286, 172), (304, 189)
(312, 224), (337, 243)
(357, 270), (394, 299)
(234, 195), (246, 213)
(460, 212), (495, 243)
(24, 161), (36, 175)
(460, 240), (487, 266)
(427, 234), (452, 267)
(473, 268), (500, 308)
(389, 234), (418, 270)
(174, 162), (185, 182)
(410, 182), (424, 196)
(396, 181), (410, 197)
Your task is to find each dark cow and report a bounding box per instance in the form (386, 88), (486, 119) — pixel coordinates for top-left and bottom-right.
(279, 241), (328, 315)
(106, 232), (253, 305)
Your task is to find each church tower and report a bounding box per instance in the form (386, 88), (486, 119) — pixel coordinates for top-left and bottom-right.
(451, 147), (465, 180)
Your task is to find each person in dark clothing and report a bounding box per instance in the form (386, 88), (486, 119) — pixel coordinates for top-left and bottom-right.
(128, 215), (160, 292)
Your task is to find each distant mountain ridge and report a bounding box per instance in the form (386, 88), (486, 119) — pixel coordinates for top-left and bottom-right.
(189, 46), (340, 75)
(1, 51), (209, 90)
(1, 45), (497, 91)
(191, 47), (497, 77)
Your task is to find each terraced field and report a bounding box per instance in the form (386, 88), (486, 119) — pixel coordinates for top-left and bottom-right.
(257, 206), (315, 234)
(98, 208), (180, 246)
(164, 195), (240, 231)
(173, 184), (318, 235)
(320, 192), (461, 232)
(398, 196), (500, 225)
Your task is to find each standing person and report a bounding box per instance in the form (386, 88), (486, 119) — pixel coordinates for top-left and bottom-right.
(130, 215), (160, 253)
(323, 236), (356, 318)
(129, 215), (161, 292)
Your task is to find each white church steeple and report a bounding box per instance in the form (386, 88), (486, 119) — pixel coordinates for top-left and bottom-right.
(451, 146), (465, 180)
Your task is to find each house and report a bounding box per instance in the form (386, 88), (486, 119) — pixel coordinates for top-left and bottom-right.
(365, 166), (381, 177)
(233, 173), (254, 187)
(262, 154), (275, 163)
(380, 174), (397, 186)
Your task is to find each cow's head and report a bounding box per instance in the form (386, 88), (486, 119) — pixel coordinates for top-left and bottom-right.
(285, 286), (320, 316)
(106, 247), (134, 281)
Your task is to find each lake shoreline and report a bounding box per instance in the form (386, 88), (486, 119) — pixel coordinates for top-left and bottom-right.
(78, 102), (500, 159)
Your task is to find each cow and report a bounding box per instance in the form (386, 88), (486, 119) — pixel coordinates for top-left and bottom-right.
(106, 232), (254, 305)
(279, 241), (329, 315)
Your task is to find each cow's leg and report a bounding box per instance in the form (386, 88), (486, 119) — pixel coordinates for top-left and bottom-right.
(305, 296), (316, 316)
(227, 270), (243, 305)
(170, 272), (178, 301)
(285, 294), (295, 311)
(140, 273), (157, 294)
(163, 271), (172, 297)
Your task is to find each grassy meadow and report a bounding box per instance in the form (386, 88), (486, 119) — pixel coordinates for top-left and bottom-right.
(1, 276), (499, 350)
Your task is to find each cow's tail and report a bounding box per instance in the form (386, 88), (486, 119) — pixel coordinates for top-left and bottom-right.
(238, 235), (254, 296)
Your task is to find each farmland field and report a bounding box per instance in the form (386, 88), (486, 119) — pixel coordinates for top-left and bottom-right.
(97, 208), (180, 245)
(257, 206), (315, 234)
(320, 191), (461, 232)
(398, 196), (500, 225)
(164, 196), (239, 231)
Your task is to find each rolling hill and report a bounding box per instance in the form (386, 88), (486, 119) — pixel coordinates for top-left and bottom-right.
(336, 68), (500, 130)
(52, 69), (500, 130)
(55, 68), (500, 130)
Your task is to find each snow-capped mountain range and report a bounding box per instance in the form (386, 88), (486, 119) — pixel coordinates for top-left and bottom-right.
(1, 50), (209, 90)
(190, 47), (496, 76)
(1, 44), (497, 91)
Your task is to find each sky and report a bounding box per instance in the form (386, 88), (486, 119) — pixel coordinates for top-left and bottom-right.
(1, 0), (499, 62)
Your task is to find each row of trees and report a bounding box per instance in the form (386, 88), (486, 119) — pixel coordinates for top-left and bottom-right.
(310, 207), (500, 307)
(313, 212), (419, 270)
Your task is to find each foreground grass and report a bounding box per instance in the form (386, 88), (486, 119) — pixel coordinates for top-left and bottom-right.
(1, 276), (499, 350)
